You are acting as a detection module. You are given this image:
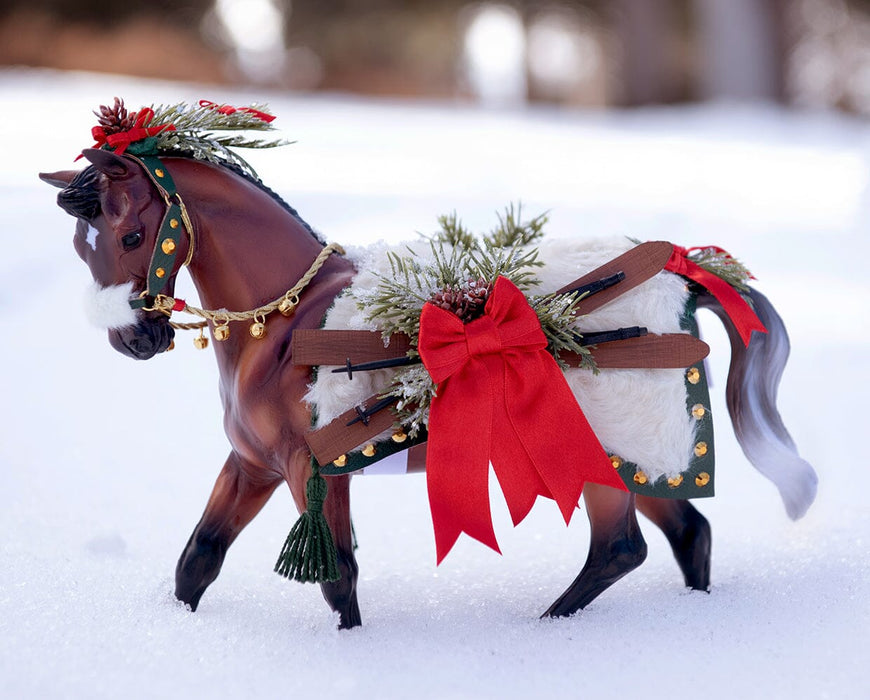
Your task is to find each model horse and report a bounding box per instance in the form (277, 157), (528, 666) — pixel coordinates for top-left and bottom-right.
(41, 130), (817, 629)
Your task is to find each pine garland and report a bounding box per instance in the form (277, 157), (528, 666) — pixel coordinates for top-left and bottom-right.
(144, 101), (288, 178)
(354, 205), (596, 436)
(92, 98), (289, 179)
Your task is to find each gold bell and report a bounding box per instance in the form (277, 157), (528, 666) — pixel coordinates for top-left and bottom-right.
(362, 444), (376, 457)
(214, 323), (230, 342)
(633, 470), (648, 485)
(695, 472), (711, 487)
(667, 474), (684, 488)
(333, 454), (347, 467)
(279, 294), (299, 317)
(194, 329), (209, 350)
(250, 321), (267, 339)
(391, 430), (408, 443)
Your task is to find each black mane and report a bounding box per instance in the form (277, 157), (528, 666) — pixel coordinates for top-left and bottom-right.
(57, 166), (101, 220)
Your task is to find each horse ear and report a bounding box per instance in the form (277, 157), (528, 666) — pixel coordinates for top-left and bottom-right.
(39, 170), (79, 189)
(81, 148), (132, 179)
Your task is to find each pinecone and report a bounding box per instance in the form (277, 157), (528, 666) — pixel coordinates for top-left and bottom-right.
(429, 277), (493, 323)
(94, 97), (137, 134)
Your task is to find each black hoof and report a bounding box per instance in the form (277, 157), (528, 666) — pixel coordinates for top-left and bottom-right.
(543, 532), (648, 618)
(670, 510), (712, 592)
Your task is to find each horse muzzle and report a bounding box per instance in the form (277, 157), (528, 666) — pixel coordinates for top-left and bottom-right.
(109, 316), (175, 360)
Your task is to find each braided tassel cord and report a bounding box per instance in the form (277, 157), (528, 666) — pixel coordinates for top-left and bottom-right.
(274, 461), (340, 583)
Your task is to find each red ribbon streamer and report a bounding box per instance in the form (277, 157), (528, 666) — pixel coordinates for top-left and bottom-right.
(199, 100), (276, 123)
(664, 245), (766, 347)
(418, 276), (627, 564)
(82, 108), (176, 158)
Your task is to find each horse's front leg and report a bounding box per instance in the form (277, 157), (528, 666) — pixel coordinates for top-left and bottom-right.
(543, 483), (647, 618)
(319, 474), (361, 629)
(175, 452), (280, 610)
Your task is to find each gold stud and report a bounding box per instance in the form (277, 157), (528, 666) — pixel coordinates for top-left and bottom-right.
(633, 470), (648, 485)
(692, 403), (706, 419)
(362, 444), (376, 457)
(610, 455), (623, 469)
(333, 454), (347, 467)
(170, 218), (179, 229)
(194, 329), (209, 350)
(214, 323), (230, 341)
(667, 474), (684, 488)
(155, 267), (166, 278)
(161, 238), (176, 255)
(687, 367), (701, 384)
(694, 441), (708, 457)
(249, 321), (267, 339)
(695, 472), (711, 487)
(155, 168), (165, 178)
(391, 430), (408, 443)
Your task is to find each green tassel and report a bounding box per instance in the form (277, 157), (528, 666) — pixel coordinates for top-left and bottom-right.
(274, 461), (340, 583)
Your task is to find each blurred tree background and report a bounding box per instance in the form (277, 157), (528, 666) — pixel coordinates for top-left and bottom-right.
(2, 0), (870, 113)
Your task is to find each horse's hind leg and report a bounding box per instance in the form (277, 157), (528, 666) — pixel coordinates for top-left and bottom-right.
(175, 452), (280, 611)
(318, 474), (361, 630)
(543, 484), (647, 618)
(635, 496), (711, 591)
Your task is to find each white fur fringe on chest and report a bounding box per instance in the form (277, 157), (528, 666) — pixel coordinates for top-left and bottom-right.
(305, 237), (696, 484)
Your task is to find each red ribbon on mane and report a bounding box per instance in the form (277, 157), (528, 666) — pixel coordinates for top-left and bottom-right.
(199, 100), (276, 123)
(418, 276), (627, 564)
(664, 245), (767, 347)
(85, 108), (176, 157)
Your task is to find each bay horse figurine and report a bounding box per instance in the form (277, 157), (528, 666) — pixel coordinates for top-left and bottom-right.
(41, 112), (817, 629)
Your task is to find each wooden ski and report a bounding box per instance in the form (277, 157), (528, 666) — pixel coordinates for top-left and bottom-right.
(293, 240), (676, 369)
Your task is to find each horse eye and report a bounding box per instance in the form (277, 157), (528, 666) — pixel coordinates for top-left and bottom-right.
(121, 232), (143, 250)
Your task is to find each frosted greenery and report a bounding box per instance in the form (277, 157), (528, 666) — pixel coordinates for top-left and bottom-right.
(356, 206), (596, 434)
(143, 101), (289, 178)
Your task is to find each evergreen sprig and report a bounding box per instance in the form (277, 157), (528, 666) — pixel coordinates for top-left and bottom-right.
(355, 206), (596, 434)
(143, 101), (289, 178)
(686, 247), (755, 293)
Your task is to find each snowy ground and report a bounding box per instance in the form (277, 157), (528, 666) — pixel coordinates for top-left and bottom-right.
(1, 68), (868, 699)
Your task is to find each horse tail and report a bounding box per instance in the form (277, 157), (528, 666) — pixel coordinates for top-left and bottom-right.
(698, 287), (818, 519)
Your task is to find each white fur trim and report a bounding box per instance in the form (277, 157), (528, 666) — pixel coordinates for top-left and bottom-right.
(306, 237), (696, 483)
(84, 281), (139, 329)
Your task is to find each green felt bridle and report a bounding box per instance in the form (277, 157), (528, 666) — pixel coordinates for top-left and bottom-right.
(126, 155), (194, 312)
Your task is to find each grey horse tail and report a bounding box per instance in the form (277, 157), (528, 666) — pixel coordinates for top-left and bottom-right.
(698, 287), (818, 519)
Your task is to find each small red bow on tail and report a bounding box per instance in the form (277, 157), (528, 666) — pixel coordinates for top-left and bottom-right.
(664, 245), (767, 347)
(84, 108), (176, 157)
(418, 276), (627, 563)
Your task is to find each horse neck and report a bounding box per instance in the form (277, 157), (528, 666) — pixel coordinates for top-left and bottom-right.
(167, 159), (330, 313)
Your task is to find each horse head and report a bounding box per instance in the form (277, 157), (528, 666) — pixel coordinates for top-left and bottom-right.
(41, 149), (187, 360)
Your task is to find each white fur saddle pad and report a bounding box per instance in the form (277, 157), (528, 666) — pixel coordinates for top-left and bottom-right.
(305, 237), (699, 485)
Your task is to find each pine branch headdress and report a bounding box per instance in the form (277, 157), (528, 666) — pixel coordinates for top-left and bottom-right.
(85, 97), (289, 178)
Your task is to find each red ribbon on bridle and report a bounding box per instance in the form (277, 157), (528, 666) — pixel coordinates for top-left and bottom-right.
(664, 245), (766, 347)
(198, 100), (276, 123)
(418, 276), (627, 564)
(84, 108), (176, 157)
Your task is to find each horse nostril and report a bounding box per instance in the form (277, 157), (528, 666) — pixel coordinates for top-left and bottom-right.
(130, 337), (156, 356)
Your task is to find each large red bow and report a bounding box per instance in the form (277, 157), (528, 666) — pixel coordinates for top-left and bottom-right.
(83, 108), (175, 157)
(418, 276), (627, 563)
(665, 245), (767, 347)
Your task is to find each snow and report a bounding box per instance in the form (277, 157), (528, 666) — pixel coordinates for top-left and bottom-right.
(1, 68), (869, 699)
